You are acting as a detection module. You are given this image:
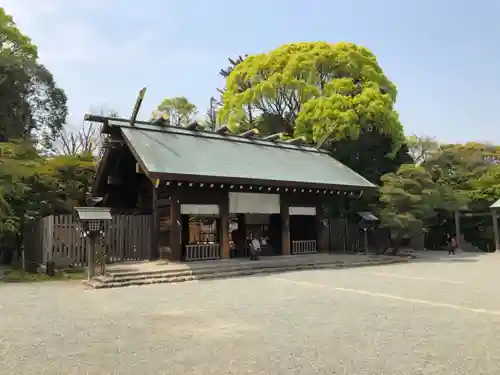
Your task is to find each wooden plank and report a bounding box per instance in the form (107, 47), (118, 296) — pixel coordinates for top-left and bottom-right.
(119, 215), (126, 260)
(144, 215), (151, 259)
(46, 216), (54, 264)
(69, 215), (76, 266)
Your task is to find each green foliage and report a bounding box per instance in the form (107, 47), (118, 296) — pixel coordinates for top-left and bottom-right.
(0, 7), (68, 145)
(153, 96), (197, 126)
(218, 42), (405, 152)
(379, 164), (438, 237)
(470, 165), (500, 209)
(422, 142), (500, 211)
(0, 140), (96, 244)
(0, 8), (90, 263)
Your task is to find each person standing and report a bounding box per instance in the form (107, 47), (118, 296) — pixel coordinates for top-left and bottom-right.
(449, 236), (457, 256)
(250, 234), (261, 260)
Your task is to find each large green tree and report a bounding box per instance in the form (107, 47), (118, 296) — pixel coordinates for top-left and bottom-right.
(0, 8), (92, 264)
(218, 42), (404, 151)
(153, 96), (197, 126)
(0, 8), (68, 143)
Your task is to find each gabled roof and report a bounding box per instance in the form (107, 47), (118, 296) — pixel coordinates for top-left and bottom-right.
(491, 199), (500, 209)
(99, 119), (376, 190)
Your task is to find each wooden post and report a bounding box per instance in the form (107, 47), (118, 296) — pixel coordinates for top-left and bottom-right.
(316, 203), (329, 253)
(363, 229), (368, 255)
(281, 198), (291, 255)
(493, 210), (500, 252)
(220, 195), (230, 259)
(170, 197), (182, 261)
(150, 184), (159, 260)
(87, 238), (95, 280)
(454, 211), (461, 247)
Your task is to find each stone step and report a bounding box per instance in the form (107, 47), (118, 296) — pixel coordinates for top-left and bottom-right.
(98, 257), (394, 283)
(84, 258), (408, 289)
(105, 258), (353, 278)
(98, 260), (348, 283)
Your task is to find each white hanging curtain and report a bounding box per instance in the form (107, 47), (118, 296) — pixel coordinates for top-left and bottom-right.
(229, 192), (280, 214)
(289, 206), (317, 216)
(180, 204), (220, 215)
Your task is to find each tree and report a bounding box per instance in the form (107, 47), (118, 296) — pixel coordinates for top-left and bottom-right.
(470, 165), (500, 209)
(218, 55), (255, 127)
(406, 135), (440, 165)
(379, 164), (438, 252)
(152, 97), (197, 126)
(201, 97), (218, 131)
(218, 42), (405, 152)
(55, 122), (101, 156)
(54, 108), (118, 157)
(0, 8), (68, 145)
(422, 142), (500, 212)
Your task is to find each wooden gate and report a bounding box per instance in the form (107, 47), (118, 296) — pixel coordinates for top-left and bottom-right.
(23, 214), (152, 268)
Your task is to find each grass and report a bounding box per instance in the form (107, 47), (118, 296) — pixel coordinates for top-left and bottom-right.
(0, 266), (87, 283)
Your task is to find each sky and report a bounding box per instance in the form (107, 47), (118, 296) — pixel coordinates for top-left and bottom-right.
(2, 0), (500, 144)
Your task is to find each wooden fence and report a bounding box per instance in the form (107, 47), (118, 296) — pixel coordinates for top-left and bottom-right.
(292, 240), (317, 254)
(185, 244), (221, 261)
(23, 214), (152, 268)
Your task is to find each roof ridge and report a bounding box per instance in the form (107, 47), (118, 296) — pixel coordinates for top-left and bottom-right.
(109, 119), (327, 154)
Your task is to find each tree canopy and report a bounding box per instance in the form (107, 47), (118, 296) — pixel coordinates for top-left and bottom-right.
(0, 8), (92, 263)
(0, 8), (67, 144)
(218, 42), (405, 152)
(153, 96), (198, 126)
(379, 164), (438, 237)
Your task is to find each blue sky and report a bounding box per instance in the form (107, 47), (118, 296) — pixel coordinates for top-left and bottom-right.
(3, 0), (500, 143)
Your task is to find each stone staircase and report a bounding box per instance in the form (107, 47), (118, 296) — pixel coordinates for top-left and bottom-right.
(83, 254), (409, 289)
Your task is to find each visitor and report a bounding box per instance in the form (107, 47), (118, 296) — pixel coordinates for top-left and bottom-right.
(250, 233), (261, 260)
(448, 236), (457, 256)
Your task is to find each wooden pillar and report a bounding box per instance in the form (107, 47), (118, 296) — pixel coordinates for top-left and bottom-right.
(316, 203), (329, 253)
(454, 210), (461, 248)
(493, 210), (500, 252)
(220, 195), (230, 259)
(170, 195), (182, 261)
(150, 184), (159, 260)
(280, 197), (291, 255)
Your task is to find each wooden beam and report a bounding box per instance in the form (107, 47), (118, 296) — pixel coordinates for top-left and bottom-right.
(462, 212), (493, 217)
(281, 197), (291, 255)
(135, 163), (145, 174)
(84, 114), (108, 123)
(285, 136), (305, 145)
(316, 203), (329, 253)
(216, 125), (229, 135)
(150, 183), (159, 260)
(184, 122), (199, 130)
(170, 195), (182, 261)
(262, 133), (283, 141)
(153, 116), (167, 126)
(239, 128), (259, 138)
(220, 194), (230, 259)
(130, 87), (147, 127)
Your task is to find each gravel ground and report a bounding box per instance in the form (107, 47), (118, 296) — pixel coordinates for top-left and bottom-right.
(1, 252), (500, 374)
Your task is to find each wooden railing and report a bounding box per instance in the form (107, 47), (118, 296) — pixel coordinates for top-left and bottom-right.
(185, 244), (221, 261)
(292, 240), (317, 254)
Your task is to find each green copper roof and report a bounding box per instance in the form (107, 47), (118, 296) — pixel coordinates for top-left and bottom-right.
(491, 199), (500, 209)
(111, 120), (375, 189)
